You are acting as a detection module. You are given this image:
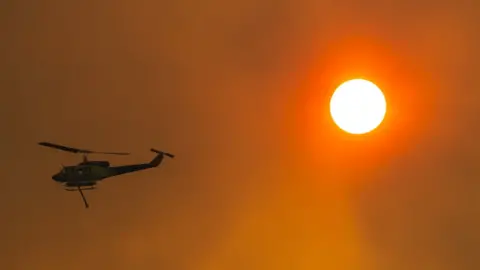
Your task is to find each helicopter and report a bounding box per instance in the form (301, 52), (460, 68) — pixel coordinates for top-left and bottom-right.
(38, 141), (174, 208)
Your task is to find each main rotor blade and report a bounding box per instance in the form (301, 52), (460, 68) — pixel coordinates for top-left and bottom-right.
(90, 151), (130, 155)
(38, 142), (84, 153)
(38, 142), (129, 155)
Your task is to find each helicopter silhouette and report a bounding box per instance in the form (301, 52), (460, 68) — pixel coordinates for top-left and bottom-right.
(38, 142), (174, 208)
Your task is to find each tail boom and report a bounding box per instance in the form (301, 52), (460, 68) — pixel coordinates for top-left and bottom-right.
(108, 148), (174, 177)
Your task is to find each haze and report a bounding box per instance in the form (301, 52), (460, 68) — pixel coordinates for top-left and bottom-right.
(1, 1), (479, 269)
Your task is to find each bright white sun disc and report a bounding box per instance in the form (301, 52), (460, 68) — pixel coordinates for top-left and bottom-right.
(330, 79), (386, 134)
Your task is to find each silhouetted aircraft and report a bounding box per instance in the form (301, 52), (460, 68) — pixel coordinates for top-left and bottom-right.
(38, 141), (174, 208)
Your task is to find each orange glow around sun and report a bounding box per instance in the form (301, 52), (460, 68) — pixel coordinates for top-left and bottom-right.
(294, 36), (438, 175)
(330, 79), (386, 135)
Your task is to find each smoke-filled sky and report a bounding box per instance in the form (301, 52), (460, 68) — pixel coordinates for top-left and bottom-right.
(1, 0), (479, 269)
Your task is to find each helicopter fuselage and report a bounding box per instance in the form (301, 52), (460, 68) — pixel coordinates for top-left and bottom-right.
(52, 161), (112, 186)
(51, 152), (167, 188)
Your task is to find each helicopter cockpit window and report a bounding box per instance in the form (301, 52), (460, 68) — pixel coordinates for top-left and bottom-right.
(62, 167), (74, 174)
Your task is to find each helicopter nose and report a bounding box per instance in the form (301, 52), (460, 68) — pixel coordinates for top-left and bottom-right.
(52, 174), (62, 182)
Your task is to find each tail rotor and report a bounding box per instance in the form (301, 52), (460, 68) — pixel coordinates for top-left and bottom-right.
(150, 148), (174, 158)
(149, 148), (174, 167)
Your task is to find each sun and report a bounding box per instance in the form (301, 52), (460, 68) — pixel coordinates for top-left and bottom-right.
(330, 79), (386, 134)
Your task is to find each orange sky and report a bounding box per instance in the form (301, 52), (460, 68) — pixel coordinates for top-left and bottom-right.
(1, 0), (480, 269)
